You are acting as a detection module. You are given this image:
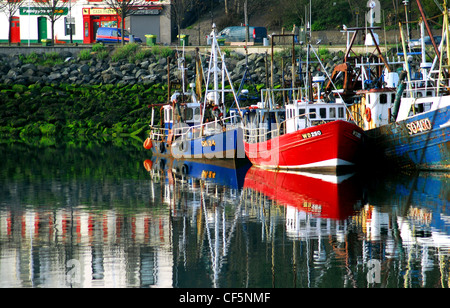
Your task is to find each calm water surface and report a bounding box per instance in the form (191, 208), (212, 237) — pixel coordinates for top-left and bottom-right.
(1, 141), (449, 288)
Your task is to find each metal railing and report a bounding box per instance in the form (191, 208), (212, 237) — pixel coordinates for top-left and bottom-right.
(402, 81), (440, 98)
(243, 112), (318, 144)
(149, 114), (242, 142)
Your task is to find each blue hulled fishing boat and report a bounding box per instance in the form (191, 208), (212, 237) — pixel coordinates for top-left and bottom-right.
(144, 24), (245, 160)
(331, 1), (450, 171)
(364, 2), (450, 171)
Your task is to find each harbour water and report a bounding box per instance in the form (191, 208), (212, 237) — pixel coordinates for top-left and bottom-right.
(1, 141), (449, 288)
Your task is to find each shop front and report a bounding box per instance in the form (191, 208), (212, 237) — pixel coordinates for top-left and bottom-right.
(82, 8), (122, 44)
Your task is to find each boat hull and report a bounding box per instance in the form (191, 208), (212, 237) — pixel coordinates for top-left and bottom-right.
(171, 127), (246, 160)
(367, 106), (450, 171)
(244, 120), (365, 173)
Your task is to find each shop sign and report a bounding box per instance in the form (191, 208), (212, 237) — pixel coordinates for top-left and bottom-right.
(132, 6), (163, 15)
(82, 8), (117, 15)
(20, 7), (68, 15)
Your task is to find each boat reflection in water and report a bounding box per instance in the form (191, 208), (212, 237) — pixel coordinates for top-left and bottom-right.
(1, 142), (450, 288)
(144, 155), (251, 288)
(144, 155), (250, 190)
(243, 166), (362, 224)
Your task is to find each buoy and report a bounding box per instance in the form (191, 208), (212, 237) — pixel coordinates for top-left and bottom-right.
(143, 138), (152, 150)
(143, 159), (153, 172)
(365, 107), (372, 122)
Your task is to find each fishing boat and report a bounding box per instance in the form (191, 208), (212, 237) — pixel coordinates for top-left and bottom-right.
(144, 24), (245, 160)
(241, 42), (365, 173)
(336, 1), (450, 171)
(366, 6), (450, 171)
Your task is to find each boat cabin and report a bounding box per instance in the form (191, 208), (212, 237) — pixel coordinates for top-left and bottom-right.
(351, 89), (396, 130)
(163, 92), (201, 134)
(285, 101), (347, 133)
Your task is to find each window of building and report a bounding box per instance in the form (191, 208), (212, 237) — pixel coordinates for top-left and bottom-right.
(65, 17), (75, 36)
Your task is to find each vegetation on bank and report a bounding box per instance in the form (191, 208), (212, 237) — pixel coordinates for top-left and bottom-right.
(0, 43), (179, 144)
(0, 82), (167, 142)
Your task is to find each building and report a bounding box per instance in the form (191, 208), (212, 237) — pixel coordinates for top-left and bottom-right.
(0, 0), (174, 45)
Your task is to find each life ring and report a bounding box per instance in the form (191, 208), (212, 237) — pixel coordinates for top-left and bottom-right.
(143, 138), (152, 150)
(365, 107), (372, 122)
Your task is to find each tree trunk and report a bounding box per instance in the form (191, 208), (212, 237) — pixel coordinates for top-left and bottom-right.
(8, 16), (12, 46)
(51, 19), (55, 45)
(121, 12), (125, 46)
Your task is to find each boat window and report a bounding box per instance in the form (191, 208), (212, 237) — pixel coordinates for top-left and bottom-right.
(309, 108), (316, 119)
(416, 103), (424, 113)
(165, 110), (169, 122)
(195, 107), (200, 115)
(186, 108), (194, 121)
(338, 107), (344, 118)
(329, 107), (336, 118)
(319, 108), (327, 118)
(289, 109), (295, 118)
(299, 108), (305, 116)
(380, 94), (387, 104)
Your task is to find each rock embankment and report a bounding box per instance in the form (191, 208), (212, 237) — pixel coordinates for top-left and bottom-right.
(0, 47), (344, 87)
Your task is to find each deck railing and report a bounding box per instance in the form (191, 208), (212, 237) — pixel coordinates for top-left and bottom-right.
(149, 114), (241, 142)
(243, 112), (319, 144)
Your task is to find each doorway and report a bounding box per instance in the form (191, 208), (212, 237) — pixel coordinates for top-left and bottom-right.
(10, 16), (20, 43)
(37, 17), (47, 42)
(92, 16), (100, 42)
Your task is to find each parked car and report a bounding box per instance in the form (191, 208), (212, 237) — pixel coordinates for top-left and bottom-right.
(218, 26), (267, 44)
(409, 35), (442, 47)
(96, 27), (142, 43)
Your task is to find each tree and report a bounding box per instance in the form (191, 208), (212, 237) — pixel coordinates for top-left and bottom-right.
(103, 0), (147, 45)
(34, 0), (71, 44)
(0, 0), (25, 45)
(170, 0), (185, 45)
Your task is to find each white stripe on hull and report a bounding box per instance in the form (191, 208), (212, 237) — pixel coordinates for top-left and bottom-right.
(254, 158), (354, 170)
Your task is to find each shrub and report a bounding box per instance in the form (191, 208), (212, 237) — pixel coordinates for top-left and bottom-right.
(92, 43), (106, 52)
(151, 46), (174, 59)
(111, 43), (141, 62)
(78, 49), (92, 61)
(20, 52), (40, 64)
(96, 50), (110, 60)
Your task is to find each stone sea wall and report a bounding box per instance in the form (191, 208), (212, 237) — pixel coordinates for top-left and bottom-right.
(0, 45), (346, 88)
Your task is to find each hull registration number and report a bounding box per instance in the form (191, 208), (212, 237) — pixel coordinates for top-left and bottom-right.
(406, 118), (432, 135)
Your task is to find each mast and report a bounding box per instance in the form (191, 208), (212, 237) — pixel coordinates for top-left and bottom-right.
(202, 24), (243, 125)
(415, 0), (441, 63)
(305, 0), (312, 101)
(437, 0), (450, 95)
